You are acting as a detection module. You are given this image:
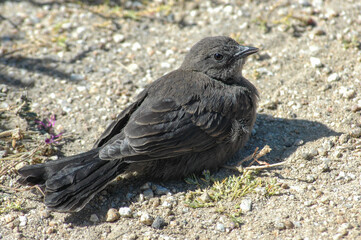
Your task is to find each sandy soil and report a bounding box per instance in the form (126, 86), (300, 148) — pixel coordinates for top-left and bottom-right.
(0, 0), (361, 239)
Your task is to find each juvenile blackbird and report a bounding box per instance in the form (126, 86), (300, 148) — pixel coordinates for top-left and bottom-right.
(18, 36), (259, 212)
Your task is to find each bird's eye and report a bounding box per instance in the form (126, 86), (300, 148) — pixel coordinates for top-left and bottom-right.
(213, 53), (224, 61)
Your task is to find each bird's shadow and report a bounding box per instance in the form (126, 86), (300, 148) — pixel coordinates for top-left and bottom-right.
(63, 114), (341, 225)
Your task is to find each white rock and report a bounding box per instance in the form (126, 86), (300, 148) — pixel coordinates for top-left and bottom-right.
(223, 5), (233, 14)
(161, 62), (171, 69)
(76, 86), (86, 92)
(161, 200), (172, 208)
(62, 22), (72, 29)
(328, 72), (340, 82)
(140, 212), (154, 225)
(309, 45), (321, 56)
(339, 86), (355, 99)
(239, 22), (248, 29)
(113, 34), (125, 43)
(127, 63), (139, 72)
(132, 42), (141, 51)
(49, 93), (56, 99)
(119, 207), (133, 218)
(310, 57), (323, 68)
(19, 215), (27, 226)
(240, 198), (253, 212)
(165, 49), (174, 57)
(216, 222), (225, 232)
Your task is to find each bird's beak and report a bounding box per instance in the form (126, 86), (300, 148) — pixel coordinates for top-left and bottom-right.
(234, 46), (259, 58)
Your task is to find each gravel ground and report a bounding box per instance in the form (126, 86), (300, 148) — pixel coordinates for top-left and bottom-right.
(1, 0), (361, 239)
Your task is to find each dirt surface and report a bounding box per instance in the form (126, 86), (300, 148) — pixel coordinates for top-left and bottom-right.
(1, 0), (361, 239)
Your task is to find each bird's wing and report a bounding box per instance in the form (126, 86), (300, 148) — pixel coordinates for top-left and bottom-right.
(93, 90), (148, 148)
(98, 97), (234, 161)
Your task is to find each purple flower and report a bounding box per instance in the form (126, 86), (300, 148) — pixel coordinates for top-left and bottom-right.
(36, 115), (64, 144)
(36, 115), (56, 131)
(45, 133), (63, 144)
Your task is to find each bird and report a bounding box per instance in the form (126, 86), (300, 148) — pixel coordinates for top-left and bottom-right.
(18, 36), (259, 212)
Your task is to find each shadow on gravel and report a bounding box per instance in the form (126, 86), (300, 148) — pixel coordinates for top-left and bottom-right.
(62, 114), (341, 226)
(0, 48), (97, 87)
(0, 55), (71, 87)
(236, 113), (342, 164)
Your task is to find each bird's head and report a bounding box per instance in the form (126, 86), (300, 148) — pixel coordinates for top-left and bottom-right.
(181, 36), (258, 84)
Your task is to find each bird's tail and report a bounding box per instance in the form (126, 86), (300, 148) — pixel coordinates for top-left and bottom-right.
(18, 148), (127, 212)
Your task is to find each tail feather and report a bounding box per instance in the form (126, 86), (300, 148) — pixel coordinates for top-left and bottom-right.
(18, 149), (127, 212)
(18, 148), (100, 185)
(45, 159), (125, 212)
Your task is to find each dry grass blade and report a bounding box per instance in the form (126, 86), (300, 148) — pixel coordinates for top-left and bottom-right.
(0, 143), (46, 177)
(244, 161), (285, 170)
(0, 128), (20, 138)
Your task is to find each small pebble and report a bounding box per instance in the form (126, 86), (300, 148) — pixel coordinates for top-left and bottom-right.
(351, 104), (361, 112)
(113, 33), (125, 43)
(152, 216), (166, 229)
(339, 134), (350, 144)
(302, 152), (312, 160)
(150, 198), (161, 208)
(161, 200), (172, 209)
(165, 209), (174, 216)
(294, 139), (304, 146)
(350, 128), (361, 138)
(19, 216), (27, 226)
(119, 207), (133, 218)
(320, 163), (330, 172)
(46, 227), (56, 234)
(216, 222), (225, 232)
(143, 189), (154, 199)
(70, 74), (84, 81)
(140, 212), (154, 226)
(161, 62), (171, 69)
(140, 182), (152, 190)
(310, 57), (323, 68)
(199, 192), (212, 203)
(240, 198), (252, 212)
(106, 208), (120, 222)
(153, 185), (170, 195)
(333, 233), (345, 240)
(328, 73), (340, 82)
(333, 150), (343, 158)
(339, 86), (356, 99)
(90, 214), (99, 223)
(294, 221), (302, 228)
(299, 0), (311, 7)
(48, 220), (58, 227)
(138, 193), (145, 202)
(305, 175), (316, 183)
(284, 220), (294, 229)
(127, 63), (139, 73)
(274, 221), (286, 230)
(131, 42), (141, 51)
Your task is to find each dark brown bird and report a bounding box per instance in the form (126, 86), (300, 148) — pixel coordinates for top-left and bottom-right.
(18, 36), (259, 212)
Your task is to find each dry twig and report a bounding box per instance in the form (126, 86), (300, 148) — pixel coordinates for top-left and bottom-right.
(223, 145), (278, 171)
